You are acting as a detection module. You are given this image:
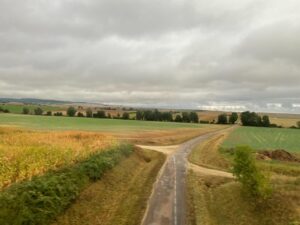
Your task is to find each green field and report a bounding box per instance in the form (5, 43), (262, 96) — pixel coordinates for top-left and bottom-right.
(222, 126), (300, 152)
(0, 113), (209, 132)
(0, 104), (62, 114)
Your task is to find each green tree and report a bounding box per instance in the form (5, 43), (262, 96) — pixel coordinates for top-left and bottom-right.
(262, 115), (270, 127)
(67, 107), (76, 117)
(136, 110), (143, 120)
(122, 112), (130, 120)
(34, 107), (43, 115)
(182, 112), (190, 123)
(217, 113), (228, 124)
(174, 114), (182, 122)
(46, 111), (52, 116)
(86, 108), (93, 118)
(77, 112), (84, 117)
(233, 146), (272, 199)
(296, 121), (300, 128)
(189, 112), (199, 123)
(229, 112), (238, 124)
(22, 107), (30, 115)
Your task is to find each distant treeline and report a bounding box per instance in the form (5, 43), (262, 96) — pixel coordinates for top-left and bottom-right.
(9, 106), (300, 128)
(216, 111), (283, 128)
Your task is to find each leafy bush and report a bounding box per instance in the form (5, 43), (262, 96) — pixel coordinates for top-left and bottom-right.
(67, 107), (76, 117)
(0, 144), (133, 225)
(34, 107), (43, 115)
(233, 146), (272, 200)
(22, 107), (30, 114)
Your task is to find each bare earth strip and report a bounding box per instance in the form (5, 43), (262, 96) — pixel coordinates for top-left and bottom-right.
(138, 128), (233, 225)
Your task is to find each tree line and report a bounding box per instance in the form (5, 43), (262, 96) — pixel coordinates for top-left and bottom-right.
(216, 111), (282, 128)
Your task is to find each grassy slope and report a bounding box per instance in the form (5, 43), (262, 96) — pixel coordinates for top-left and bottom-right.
(0, 104), (62, 114)
(222, 126), (300, 152)
(52, 148), (165, 225)
(187, 172), (300, 225)
(188, 132), (230, 171)
(0, 113), (209, 131)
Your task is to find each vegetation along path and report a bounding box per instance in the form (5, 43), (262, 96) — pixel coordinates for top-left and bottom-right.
(139, 128), (233, 225)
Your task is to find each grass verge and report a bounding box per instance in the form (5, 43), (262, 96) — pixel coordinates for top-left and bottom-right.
(52, 148), (166, 225)
(0, 144), (133, 225)
(187, 172), (300, 225)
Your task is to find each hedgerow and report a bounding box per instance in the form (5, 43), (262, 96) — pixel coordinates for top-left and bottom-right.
(0, 143), (133, 225)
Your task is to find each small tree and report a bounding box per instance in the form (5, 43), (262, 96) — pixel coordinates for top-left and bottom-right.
(34, 107), (43, 115)
(67, 107), (76, 117)
(297, 121), (300, 128)
(136, 110), (143, 120)
(229, 112), (238, 124)
(217, 114), (228, 124)
(122, 112), (130, 120)
(182, 112), (190, 123)
(22, 107), (30, 115)
(77, 112), (84, 117)
(262, 115), (270, 127)
(46, 111), (52, 116)
(190, 112), (199, 123)
(86, 108), (93, 118)
(174, 115), (183, 122)
(233, 146), (272, 199)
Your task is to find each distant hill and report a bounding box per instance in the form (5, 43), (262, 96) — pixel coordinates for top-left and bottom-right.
(0, 98), (72, 105)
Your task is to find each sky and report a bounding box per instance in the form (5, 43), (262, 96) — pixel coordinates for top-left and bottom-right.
(0, 0), (300, 113)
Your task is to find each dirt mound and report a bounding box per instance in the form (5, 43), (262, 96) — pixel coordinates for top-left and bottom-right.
(258, 149), (300, 163)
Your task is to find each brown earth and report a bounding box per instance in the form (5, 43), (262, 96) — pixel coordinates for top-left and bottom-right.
(258, 150), (300, 163)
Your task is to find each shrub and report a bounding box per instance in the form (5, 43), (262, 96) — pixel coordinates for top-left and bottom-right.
(46, 111), (52, 116)
(93, 111), (106, 118)
(77, 112), (84, 117)
(67, 107), (76, 117)
(174, 115), (183, 122)
(217, 113), (228, 124)
(3, 109), (10, 113)
(297, 121), (300, 128)
(122, 112), (130, 120)
(229, 112), (238, 124)
(34, 107), (43, 115)
(200, 120), (209, 124)
(233, 146), (272, 199)
(189, 112), (199, 123)
(86, 108), (93, 118)
(54, 112), (63, 116)
(22, 107), (30, 114)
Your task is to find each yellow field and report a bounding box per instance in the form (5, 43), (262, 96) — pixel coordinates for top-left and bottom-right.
(0, 127), (116, 189)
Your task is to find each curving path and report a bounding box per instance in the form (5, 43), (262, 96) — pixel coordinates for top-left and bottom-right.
(140, 129), (233, 225)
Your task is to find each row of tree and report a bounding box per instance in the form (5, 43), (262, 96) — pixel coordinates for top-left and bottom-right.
(0, 107), (10, 113)
(216, 111), (276, 128)
(217, 112), (238, 124)
(136, 110), (199, 123)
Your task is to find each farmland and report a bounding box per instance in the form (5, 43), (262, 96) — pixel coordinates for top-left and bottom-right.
(0, 113), (225, 145)
(222, 126), (300, 152)
(0, 103), (62, 114)
(0, 128), (116, 189)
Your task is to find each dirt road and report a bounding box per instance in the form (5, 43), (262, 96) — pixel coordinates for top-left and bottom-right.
(140, 130), (232, 225)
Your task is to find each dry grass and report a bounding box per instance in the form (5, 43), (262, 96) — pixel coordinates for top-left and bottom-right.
(187, 172), (300, 225)
(0, 127), (116, 189)
(52, 148), (165, 225)
(119, 125), (226, 146)
(188, 131), (231, 170)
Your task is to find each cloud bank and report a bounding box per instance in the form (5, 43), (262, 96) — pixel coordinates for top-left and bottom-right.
(0, 0), (300, 112)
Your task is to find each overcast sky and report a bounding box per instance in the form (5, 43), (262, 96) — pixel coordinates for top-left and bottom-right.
(0, 0), (300, 113)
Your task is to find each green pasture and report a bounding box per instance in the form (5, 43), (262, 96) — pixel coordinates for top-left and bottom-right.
(222, 126), (300, 152)
(0, 104), (62, 114)
(0, 113), (209, 132)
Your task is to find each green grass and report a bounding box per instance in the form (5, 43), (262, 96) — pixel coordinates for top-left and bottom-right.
(0, 113), (209, 132)
(222, 126), (300, 152)
(0, 104), (62, 114)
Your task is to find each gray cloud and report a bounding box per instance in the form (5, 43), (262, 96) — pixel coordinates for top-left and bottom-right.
(0, 0), (300, 113)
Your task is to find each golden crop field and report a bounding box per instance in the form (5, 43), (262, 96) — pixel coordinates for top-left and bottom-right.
(0, 127), (116, 189)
